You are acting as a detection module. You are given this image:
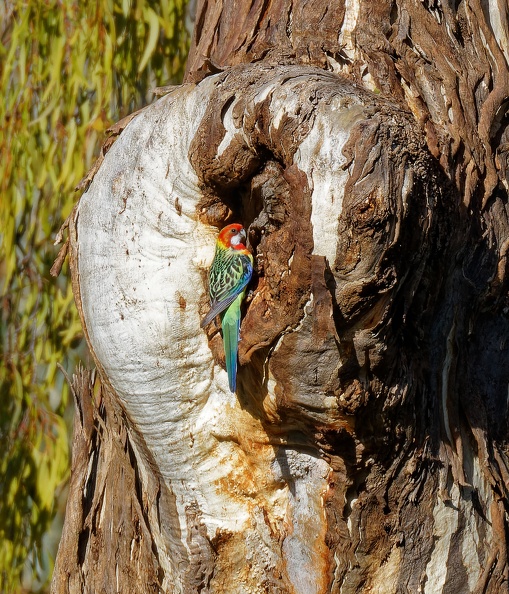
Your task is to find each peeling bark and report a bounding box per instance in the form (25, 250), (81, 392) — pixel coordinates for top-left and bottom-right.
(54, 1), (509, 593)
(51, 367), (184, 593)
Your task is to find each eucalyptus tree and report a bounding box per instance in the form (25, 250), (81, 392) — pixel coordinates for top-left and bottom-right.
(53, 1), (509, 593)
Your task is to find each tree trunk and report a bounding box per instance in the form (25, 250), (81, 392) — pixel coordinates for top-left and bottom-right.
(52, 1), (509, 593)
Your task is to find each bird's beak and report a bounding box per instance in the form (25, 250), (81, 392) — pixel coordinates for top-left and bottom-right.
(240, 228), (247, 241)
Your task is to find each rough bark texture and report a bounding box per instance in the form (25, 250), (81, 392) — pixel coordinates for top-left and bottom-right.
(53, 1), (509, 593)
(52, 367), (181, 594)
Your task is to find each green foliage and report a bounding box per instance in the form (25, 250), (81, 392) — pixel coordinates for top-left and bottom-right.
(0, 0), (189, 591)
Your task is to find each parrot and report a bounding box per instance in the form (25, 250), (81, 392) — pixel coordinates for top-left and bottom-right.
(201, 224), (253, 392)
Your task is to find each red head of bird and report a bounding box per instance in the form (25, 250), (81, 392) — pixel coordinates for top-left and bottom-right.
(217, 224), (247, 250)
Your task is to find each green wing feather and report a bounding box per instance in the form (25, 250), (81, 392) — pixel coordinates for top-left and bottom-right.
(201, 247), (253, 328)
(202, 245), (253, 392)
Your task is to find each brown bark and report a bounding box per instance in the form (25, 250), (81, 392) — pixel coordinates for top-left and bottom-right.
(187, 0), (509, 205)
(51, 368), (192, 594)
(53, 1), (509, 593)
(185, 3), (509, 589)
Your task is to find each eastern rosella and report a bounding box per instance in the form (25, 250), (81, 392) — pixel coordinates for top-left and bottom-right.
(201, 224), (253, 392)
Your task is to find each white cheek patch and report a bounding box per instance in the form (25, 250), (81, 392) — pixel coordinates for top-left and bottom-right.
(230, 233), (242, 246)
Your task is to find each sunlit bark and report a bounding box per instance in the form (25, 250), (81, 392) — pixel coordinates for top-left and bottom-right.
(53, 2), (509, 593)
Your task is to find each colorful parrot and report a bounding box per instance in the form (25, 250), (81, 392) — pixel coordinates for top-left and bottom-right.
(201, 224), (253, 392)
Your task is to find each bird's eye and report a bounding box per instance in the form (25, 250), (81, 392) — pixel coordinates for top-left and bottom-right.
(230, 229), (236, 234)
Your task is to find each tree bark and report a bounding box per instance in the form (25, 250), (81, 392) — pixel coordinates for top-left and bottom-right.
(53, 1), (509, 593)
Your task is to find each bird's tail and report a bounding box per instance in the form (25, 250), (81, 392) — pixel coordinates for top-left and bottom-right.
(221, 296), (242, 392)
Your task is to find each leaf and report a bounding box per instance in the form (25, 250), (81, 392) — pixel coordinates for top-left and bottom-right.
(138, 6), (160, 74)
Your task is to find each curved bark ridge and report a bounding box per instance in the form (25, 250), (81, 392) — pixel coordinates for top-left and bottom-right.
(71, 65), (500, 593)
(188, 1), (509, 208)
